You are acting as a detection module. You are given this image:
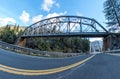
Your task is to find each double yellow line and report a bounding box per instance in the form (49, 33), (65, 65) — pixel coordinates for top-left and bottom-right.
(0, 55), (95, 76)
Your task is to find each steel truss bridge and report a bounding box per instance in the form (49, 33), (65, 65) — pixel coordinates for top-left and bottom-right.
(17, 16), (120, 51)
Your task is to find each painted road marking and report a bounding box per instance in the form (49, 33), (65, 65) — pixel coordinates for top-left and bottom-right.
(0, 55), (95, 76)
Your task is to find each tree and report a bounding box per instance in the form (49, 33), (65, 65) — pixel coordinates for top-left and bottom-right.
(25, 37), (90, 53)
(0, 25), (23, 44)
(103, 0), (120, 28)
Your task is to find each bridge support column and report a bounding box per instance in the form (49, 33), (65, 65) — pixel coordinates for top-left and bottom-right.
(17, 38), (26, 47)
(103, 35), (120, 51)
(103, 36), (110, 51)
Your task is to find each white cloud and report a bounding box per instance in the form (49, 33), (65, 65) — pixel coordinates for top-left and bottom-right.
(55, 3), (60, 8)
(0, 17), (16, 26)
(41, 0), (60, 12)
(41, 0), (54, 12)
(19, 10), (30, 23)
(32, 15), (43, 23)
(76, 12), (83, 16)
(45, 11), (67, 19)
(31, 11), (67, 23)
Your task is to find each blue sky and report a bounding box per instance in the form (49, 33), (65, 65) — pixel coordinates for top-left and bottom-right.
(0, 0), (106, 27)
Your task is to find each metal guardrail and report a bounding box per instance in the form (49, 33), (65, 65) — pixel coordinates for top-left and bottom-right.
(103, 49), (120, 53)
(0, 41), (80, 57)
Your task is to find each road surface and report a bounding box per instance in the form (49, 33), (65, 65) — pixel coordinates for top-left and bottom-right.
(0, 48), (120, 79)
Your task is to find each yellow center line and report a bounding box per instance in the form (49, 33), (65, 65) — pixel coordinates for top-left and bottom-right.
(0, 55), (95, 76)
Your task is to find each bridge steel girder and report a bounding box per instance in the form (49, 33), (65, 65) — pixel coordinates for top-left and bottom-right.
(21, 16), (109, 38)
(16, 16), (109, 47)
(16, 15), (120, 51)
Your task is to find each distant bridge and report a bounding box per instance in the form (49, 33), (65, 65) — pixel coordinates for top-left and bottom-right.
(17, 16), (120, 51)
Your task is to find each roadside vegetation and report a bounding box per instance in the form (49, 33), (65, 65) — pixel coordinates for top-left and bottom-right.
(0, 25), (90, 53)
(0, 25), (23, 44)
(26, 37), (90, 53)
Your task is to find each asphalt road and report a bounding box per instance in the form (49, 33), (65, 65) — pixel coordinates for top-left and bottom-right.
(0, 48), (120, 79)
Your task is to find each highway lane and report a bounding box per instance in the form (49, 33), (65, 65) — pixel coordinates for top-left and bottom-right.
(60, 54), (120, 79)
(0, 48), (92, 70)
(1, 48), (120, 79)
(0, 48), (92, 78)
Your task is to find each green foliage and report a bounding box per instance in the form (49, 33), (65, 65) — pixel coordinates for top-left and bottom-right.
(0, 24), (89, 53)
(103, 0), (120, 27)
(0, 25), (23, 44)
(25, 37), (90, 53)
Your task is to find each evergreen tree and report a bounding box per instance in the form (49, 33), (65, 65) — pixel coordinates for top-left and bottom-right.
(0, 25), (23, 44)
(103, 0), (120, 27)
(25, 37), (90, 53)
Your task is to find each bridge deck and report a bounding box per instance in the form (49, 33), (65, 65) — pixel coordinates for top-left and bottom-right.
(21, 32), (117, 38)
(21, 32), (120, 38)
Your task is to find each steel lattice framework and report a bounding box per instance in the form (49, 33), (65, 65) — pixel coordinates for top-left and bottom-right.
(22, 16), (109, 37)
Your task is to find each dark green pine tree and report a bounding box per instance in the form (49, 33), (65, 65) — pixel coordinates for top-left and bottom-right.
(103, 0), (120, 27)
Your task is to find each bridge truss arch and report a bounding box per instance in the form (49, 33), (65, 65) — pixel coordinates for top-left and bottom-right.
(22, 16), (109, 37)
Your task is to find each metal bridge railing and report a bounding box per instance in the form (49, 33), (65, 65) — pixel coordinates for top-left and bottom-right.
(0, 41), (80, 57)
